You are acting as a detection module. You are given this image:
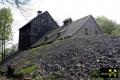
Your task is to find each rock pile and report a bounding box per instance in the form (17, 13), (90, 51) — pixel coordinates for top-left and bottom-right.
(36, 36), (120, 79)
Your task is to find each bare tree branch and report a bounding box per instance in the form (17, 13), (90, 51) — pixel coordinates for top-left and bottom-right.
(6, 0), (14, 4)
(0, 0), (33, 19)
(0, 0), (30, 7)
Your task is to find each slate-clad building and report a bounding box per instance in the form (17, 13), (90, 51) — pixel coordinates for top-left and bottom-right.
(19, 11), (59, 50)
(32, 15), (103, 47)
(19, 11), (103, 50)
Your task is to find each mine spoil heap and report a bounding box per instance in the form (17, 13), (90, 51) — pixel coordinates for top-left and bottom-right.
(36, 36), (120, 79)
(1, 35), (120, 79)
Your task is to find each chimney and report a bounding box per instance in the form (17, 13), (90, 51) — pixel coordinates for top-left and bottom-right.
(63, 18), (72, 26)
(37, 11), (42, 15)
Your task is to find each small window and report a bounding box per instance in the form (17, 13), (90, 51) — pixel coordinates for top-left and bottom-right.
(85, 28), (88, 35)
(42, 18), (44, 22)
(37, 19), (39, 24)
(39, 18), (41, 24)
(95, 30), (98, 35)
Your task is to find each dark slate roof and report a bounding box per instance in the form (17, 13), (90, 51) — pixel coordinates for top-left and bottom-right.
(47, 15), (91, 37)
(31, 15), (93, 47)
(19, 11), (58, 30)
(19, 11), (46, 30)
(60, 15), (91, 38)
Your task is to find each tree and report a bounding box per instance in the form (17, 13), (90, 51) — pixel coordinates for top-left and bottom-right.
(112, 25), (120, 35)
(0, 0), (33, 19)
(0, 8), (13, 61)
(96, 16), (117, 34)
(0, 44), (18, 61)
(0, 8), (13, 40)
(9, 43), (18, 54)
(5, 43), (18, 57)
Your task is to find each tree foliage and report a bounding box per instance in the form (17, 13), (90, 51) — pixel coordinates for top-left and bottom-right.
(0, 8), (13, 41)
(96, 16), (117, 34)
(5, 43), (18, 56)
(0, 43), (18, 61)
(0, 0), (33, 19)
(111, 25), (120, 35)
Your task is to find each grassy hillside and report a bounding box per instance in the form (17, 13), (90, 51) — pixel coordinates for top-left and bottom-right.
(0, 35), (120, 80)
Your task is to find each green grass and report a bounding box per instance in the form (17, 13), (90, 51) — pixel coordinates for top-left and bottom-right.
(21, 64), (37, 75)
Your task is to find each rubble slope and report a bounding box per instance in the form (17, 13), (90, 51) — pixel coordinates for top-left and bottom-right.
(1, 35), (120, 79)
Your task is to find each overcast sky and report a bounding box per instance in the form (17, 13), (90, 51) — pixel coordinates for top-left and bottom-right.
(1, 0), (120, 46)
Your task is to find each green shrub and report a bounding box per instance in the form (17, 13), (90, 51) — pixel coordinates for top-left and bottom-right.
(21, 64), (37, 75)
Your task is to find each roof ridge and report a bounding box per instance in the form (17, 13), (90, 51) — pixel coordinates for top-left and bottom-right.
(19, 11), (47, 30)
(70, 15), (92, 36)
(73, 15), (92, 23)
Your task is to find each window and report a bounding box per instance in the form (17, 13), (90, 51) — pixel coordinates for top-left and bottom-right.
(95, 30), (98, 35)
(85, 28), (88, 35)
(36, 19), (39, 24)
(34, 19), (40, 24)
(42, 18), (44, 22)
(38, 18), (41, 24)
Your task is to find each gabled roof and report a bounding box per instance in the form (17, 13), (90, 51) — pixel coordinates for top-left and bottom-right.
(31, 15), (94, 47)
(19, 11), (59, 30)
(60, 15), (91, 38)
(19, 11), (47, 30)
(47, 15), (91, 37)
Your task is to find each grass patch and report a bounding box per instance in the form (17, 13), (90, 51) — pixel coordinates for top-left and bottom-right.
(21, 64), (37, 75)
(30, 47), (38, 54)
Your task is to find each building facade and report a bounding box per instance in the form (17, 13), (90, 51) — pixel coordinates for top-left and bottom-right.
(19, 11), (59, 50)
